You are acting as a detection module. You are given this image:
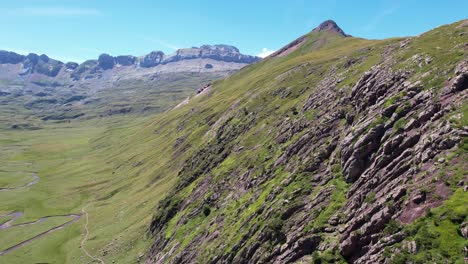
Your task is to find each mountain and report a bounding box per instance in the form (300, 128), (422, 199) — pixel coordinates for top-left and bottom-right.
(0, 44), (259, 78)
(137, 20), (467, 263)
(0, 44), (260, 126)
(0, 19), (466, 264)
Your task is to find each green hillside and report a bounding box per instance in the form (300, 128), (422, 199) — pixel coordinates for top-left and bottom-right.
(0, 20), (466, 263)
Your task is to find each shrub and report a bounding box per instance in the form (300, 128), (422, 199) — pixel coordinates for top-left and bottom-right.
(202, 204), (211, 217)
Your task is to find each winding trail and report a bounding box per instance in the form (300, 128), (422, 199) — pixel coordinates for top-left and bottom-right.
(80, 205), (105, 264)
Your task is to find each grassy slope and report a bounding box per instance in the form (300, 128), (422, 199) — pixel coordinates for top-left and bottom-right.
(141, 21), (467, 262)
(141, 33), (388, 261)
(0, 20), (466, 263)
(0, 116), (178, 263)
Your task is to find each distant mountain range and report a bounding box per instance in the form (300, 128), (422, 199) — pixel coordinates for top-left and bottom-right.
(0, 44), (260, 80)
(0, 44), (260, 125)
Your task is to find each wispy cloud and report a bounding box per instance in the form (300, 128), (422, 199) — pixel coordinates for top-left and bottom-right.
(257, 48), (276, 58)
(141, 37), (180, 51)
(8, 7), (102, 17)
(361, 5), (399, 33)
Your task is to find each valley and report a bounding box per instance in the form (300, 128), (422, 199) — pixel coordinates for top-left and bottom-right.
(0, 45), (259, 263)
(0, 13), (466, 264)
(0, 116), (177, 263)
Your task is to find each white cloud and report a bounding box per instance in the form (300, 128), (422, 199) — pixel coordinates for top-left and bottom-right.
(361, 6), (399, 33)
(257, 48), (276, 58)
(9, 7), (102, 17)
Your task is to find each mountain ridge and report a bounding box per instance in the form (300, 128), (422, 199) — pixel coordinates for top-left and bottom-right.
(0, 44), (260, 78)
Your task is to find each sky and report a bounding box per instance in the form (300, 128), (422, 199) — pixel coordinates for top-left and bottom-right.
(1, 0), (466, 63)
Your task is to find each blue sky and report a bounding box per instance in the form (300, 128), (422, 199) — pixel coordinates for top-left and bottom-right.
(1, 0), (466, 62)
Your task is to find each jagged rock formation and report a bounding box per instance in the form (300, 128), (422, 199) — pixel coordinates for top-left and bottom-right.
(144, 20), (467, 263)
(0, 51), (65, 77)
(98, 45), (259, 69)
(0, 44), (260, 80)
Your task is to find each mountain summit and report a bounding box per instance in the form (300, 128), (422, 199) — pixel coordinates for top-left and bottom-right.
(312, 20), (349, 36)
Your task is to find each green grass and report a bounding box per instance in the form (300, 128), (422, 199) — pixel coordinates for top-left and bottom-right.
(0, 215), (73, 251)
(0, 171), (35, 188)
(392, 189), (467, 263)
(0, 214), (14, 225)
(0, 115), (177, 263)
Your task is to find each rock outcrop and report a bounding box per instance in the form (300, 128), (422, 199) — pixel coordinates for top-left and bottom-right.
(0, 50), (24, 64)
(98, 53), (116, 70)
(0, 51), (64, 77)
(115, 55), (137, 66)
(140, 51), (165, 68)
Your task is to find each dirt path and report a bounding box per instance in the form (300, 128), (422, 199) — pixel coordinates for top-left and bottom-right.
(80, 205), (105, 264)
(0, 214), (81, 256)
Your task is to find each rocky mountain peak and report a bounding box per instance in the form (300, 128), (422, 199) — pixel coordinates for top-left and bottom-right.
(312, 20), (349, 36)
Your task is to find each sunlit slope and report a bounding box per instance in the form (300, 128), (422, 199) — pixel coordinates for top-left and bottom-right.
(136, 21), (467, 263)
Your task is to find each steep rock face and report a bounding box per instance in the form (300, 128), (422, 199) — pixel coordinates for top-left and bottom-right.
(98, 53), (116, 70)
(140, 51), (165, 68)
(162, 45), (259, 65)
(145, 20), (467, 264)
(0, 51), (64, 77)
(0, 44), (259, 83)
(23, 53), (64, 77)
(115, 55), (137, 66)
(0, 50), (25, 64)
(82, 44), (259, 71)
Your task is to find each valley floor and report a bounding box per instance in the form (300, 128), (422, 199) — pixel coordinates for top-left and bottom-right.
(0, 116), (171, 263)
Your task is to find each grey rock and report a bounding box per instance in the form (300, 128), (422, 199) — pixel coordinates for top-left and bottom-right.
(115, 55), (136, 66)
(140, 51), (164, 68)
(0, 50), (24, 64)
(98, 53), (115, 70)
